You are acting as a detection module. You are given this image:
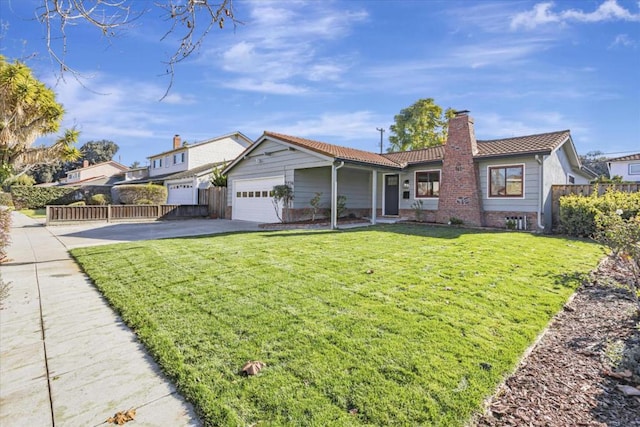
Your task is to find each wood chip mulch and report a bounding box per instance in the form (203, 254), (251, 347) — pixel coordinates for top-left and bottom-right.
(473, 256), (640, 427)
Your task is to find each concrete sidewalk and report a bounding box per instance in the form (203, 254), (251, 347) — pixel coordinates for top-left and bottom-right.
(0, 213), (201, 426)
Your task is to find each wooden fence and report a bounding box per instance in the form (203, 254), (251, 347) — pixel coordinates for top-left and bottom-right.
(198, 187), (227, 219)
(46, 204), (209, 225)
(551, 183), (640, 230)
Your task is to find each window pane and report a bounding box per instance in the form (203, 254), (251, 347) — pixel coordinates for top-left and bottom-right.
(505, 167), (523, 196)
(630, 163), (640, 175)
(415, 171), (440, 197)
(490, 168), (506, 196)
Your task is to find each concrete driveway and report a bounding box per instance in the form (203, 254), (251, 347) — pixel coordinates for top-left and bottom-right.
(47, 218), (262, 249)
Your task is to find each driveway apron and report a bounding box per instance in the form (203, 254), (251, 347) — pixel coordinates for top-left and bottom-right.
(0, 213), (201, 426)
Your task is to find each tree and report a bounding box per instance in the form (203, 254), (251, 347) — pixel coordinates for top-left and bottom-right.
(0, 56), (80, 178)
(80, 140), (119, 164)
(579, 150), (609, 179)
(130, 161), (142, 169)
(36, 0), (237, 97)
(388, 98), (455, 152)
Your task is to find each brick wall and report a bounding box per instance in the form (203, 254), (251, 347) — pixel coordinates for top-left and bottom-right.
(435, 112), (484, 226)
(483, 211), (537, 230)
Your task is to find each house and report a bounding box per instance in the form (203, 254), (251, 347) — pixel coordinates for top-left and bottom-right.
(120, 132), (252, 205)
(607, 153), (640, 182)
(61, 160), (129, 186)
(223, 111), (594, 231)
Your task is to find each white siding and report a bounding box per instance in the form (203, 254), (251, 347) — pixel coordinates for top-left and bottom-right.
(188, 137), (248, 169)
(609, 159), (640, 182)
(396, 165), (441, 211)
(293, 168), (331, 209)
(479, 157), (540, 212)
(149, 150), (189, 177)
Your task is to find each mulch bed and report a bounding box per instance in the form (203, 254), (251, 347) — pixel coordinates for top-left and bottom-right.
(473, 256), (640, 426)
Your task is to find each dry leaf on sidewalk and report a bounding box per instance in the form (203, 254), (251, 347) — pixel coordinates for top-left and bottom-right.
(106, 408), (136, 425)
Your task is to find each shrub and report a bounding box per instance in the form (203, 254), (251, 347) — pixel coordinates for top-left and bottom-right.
(449, 217), (464, 226)
(272, 185), (294, 223)
(0, 192), (13, 207)
(68, 201), (86, 206)
(559, 189), (640, 237)
(2, 174), (35, 191)
(135, 199), (154, 205)
(0, 207), (11, 263)
(210, 163), (228, 187)
(88, 193), (110, 205)
(308, 192), (323, 221)
(411, 199), (424, 222)
(10, 186), (81, 209)
(336, 195), (347, 218)
(115, 184), (167, 204)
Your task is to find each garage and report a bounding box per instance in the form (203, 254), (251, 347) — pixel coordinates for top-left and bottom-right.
(232, 176), (284, 222)
(166, 181), (194, 205)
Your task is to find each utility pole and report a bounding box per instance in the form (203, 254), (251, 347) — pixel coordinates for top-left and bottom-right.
(376, 127), (385, 154)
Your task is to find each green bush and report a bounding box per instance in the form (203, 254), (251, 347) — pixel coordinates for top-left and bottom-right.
(559, 189), (640, 237)
(0, 207), (11, 262)
(68, 201), (86, 206)
(2, 174), (35, 191)
(135, 198), (154, 205)
(88, 193), (110, 205)
(0, 192), (13, 208)
(11, 186), (80, 209)
(115, 184), (167, 205)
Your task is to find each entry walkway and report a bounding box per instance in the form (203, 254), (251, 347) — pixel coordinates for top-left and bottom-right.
(0, 213), (201, 426)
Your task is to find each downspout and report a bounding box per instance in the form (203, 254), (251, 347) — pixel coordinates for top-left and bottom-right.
(535, 154), (544, 230)
(331, 161), (345, 230)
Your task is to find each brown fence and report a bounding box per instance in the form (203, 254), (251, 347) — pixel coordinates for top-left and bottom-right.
(46, 204), (209, 225)
(551, 183), (640, 230)
(199, 187), (227, 219)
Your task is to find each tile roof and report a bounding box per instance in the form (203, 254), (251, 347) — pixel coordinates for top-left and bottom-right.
(259, 129), (573, 168)
(607, 153), (640, 162)
(382, 146), (445, 165)
(476, 130), (571, 157)
(264, 132), (400, 168)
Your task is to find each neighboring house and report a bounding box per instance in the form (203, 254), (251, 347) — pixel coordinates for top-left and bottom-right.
(607, 153), (640, 182)
(124, 166), (149, 182)
(120, 132), (252, 205)
(61, 160), (129, 186)
(223, 111), (594, 231)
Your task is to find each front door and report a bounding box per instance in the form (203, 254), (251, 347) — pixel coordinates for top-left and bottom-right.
(384, 174), (399, 215)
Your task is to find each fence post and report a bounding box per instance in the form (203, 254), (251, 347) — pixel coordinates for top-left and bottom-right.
(45, 205), (50, 226)
(107, 204), (111, 222)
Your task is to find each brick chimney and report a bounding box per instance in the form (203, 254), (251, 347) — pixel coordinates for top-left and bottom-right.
(83, 159), (89, 168)
(436, 110), (484, 226)
(173, 134), (181, 150)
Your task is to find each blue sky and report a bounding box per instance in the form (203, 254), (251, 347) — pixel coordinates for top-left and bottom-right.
(2, 0), (639, 167)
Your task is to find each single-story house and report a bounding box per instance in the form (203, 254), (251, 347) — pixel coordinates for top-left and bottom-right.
(60, 160), (128, 186)
(223, 111), (594, 231)
(607, 153), (640, 182)
(119, 132), (252, 204)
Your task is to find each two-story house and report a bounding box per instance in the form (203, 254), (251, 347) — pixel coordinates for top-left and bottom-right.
(62, 160), (129, 186)
(143, 132), (253, 204)
(607, 153), (640, 182)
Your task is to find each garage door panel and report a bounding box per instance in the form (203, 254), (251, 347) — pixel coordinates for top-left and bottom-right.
(167, 183), (194, 205)
(233, 176), (284, 222)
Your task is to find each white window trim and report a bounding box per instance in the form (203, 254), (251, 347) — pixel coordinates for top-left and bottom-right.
(629, 162), (640, 175)
(414, 169), (441, 199)
(486, 163), (526, 199)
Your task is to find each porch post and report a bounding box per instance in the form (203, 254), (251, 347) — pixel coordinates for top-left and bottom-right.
(371, 170), (377, 224)
(331, 163), (338, 229)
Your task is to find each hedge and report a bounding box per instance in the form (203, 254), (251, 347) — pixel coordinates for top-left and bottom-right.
(114, 184), (167, 205)
(10, 186), (113, 209)
(559, 189), (640, 237)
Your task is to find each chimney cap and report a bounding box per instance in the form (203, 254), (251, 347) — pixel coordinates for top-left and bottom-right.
(453, 110), (470, 117)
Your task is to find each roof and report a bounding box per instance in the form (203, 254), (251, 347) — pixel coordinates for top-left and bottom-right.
(117, 162), (224, 184)
(148, 131), (253, 159)
(607, 153), (640, 162)
(225, 128), (579, 174)
(264, 132), (400, 168)
(66, 160), (129, 174)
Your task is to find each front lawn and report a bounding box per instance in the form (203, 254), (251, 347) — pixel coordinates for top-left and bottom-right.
(19, 208), (46, 219)
(71, 224), (603, 426)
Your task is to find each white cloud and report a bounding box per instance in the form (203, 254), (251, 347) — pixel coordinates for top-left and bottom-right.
(610, 33), (637, 48)
(511, 0), (640, 30)
(269, 111), (387, 141)
(208, 1), (367, 94)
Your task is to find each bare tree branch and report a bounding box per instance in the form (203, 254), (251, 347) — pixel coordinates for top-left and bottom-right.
(35, 0), (238, 98)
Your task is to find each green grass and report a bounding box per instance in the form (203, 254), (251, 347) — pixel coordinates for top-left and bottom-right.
(71, 224), (604, 426)
(19, 208), (46, 219)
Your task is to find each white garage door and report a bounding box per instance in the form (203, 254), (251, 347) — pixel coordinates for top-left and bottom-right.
(167, 183), (194, 205)
(233, 176), (284, 223)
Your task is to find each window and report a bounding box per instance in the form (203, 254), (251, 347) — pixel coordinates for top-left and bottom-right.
(630, 163), (640, 175)
(568, 174), (575, 184)
(173, 152), (185, 164)
(415, 171), (440, 198)
(152, 158), (162, 168)
(489, 165), (524, 197)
